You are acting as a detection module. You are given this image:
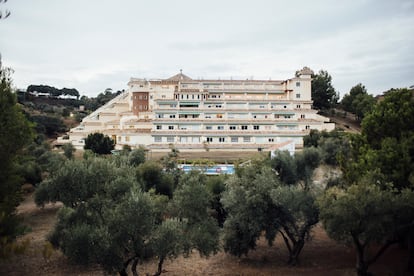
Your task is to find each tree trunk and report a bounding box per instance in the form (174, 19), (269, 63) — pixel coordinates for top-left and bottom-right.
(288, 240), (304, 266)
(120, 257), (133, 276)
(355, 242), (370, 276)
(407, 228), (414, 271)
(132, 258), (139, 276)
(154, 256), (165, 276)
(119, 268), (128, 276)
(356, 256), (369, 276)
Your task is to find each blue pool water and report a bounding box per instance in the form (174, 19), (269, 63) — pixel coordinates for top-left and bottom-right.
(179, 164), (235, 175)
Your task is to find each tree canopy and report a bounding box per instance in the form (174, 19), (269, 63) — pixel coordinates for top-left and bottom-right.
(27, 84), (80, 99)
(362, 88), (414, 149)
(0, 66), (34, 249)
(84, 132), (115, 155)
(35, 156), (219, 275)
(340, 88), (414, 190)
(341, 83), (375, 121)
(79, 88), (123, 111)
(318, 181), (414, 276)
(222, 156), (320, 265)
(311, 70), (339, 110)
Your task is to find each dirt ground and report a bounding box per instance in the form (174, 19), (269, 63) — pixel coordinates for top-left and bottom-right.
(328, 110), (362, 134)
(0, 193), (411, 276)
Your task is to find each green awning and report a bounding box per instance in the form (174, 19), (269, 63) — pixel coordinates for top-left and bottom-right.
(157, 101), (177, 105)
(178, 111), (200, 115)
(273, 112), (295, 115)
(179, 101), (200, 105)
(276, 123), (298, 126)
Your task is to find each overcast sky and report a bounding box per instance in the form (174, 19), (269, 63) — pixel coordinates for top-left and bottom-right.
(0, 0), (413, 97)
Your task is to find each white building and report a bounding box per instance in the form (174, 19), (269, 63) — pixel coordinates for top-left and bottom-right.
(65, 67), (335, 152)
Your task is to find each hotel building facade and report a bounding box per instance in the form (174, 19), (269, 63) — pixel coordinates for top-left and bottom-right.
(65, 67), (335, 152)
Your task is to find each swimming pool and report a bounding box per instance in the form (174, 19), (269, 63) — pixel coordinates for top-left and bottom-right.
(179, 164), (235, 175)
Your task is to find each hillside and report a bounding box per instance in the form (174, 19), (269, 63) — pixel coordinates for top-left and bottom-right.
(324, 109), (361, 133)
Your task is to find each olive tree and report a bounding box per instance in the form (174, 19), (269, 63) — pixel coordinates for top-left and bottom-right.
(36, 157), (220, 275)
(173, 171), (220, 256)
(62, 142), (75, 159)
(222, 159), (319, 265)
(318, 181), (414, 276)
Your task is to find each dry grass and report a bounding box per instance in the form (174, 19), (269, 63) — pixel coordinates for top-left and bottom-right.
(149, 150), (266, 163)
(0, 194), (410, 276)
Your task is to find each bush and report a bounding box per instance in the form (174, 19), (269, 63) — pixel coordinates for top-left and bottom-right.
(84, 133), (114, 155)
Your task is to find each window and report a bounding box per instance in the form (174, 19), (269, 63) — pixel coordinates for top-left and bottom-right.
(216, 114), (223, 118)
(154, 137), (162, 142)
(219, 137), (225, 143)
(243, 137), (251, 142)
(206, 137), (213, 142)
(306, 125), (310, 130)
(167, 136), (174, 143)
(296, 94), (301, 98)
(284, 105), (287, 109)
(162, 95), (166, 98)
(301, 114), (305, 119)
(231, 137), (239, 143)
(259, 105), (265, 108)
(156, 125), (162, 130)
(169, 114), (176, 118)
(229, 126), (236, 130)
(206, 126), (212, 130)
(296, 82), (300, 87)
(217, 126), (224, 130)
(125, 136), (130, 142)
(253, 125), (260, 130)
(168, 126), (174, 130)
(285, 115), (292, 119)
(268, 138), (274, 142)
(296, 104), (301, 108)
(241, 125), (248, 130)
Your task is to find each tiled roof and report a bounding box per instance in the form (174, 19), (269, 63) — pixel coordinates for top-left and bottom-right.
(165, 71), (193, 81)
